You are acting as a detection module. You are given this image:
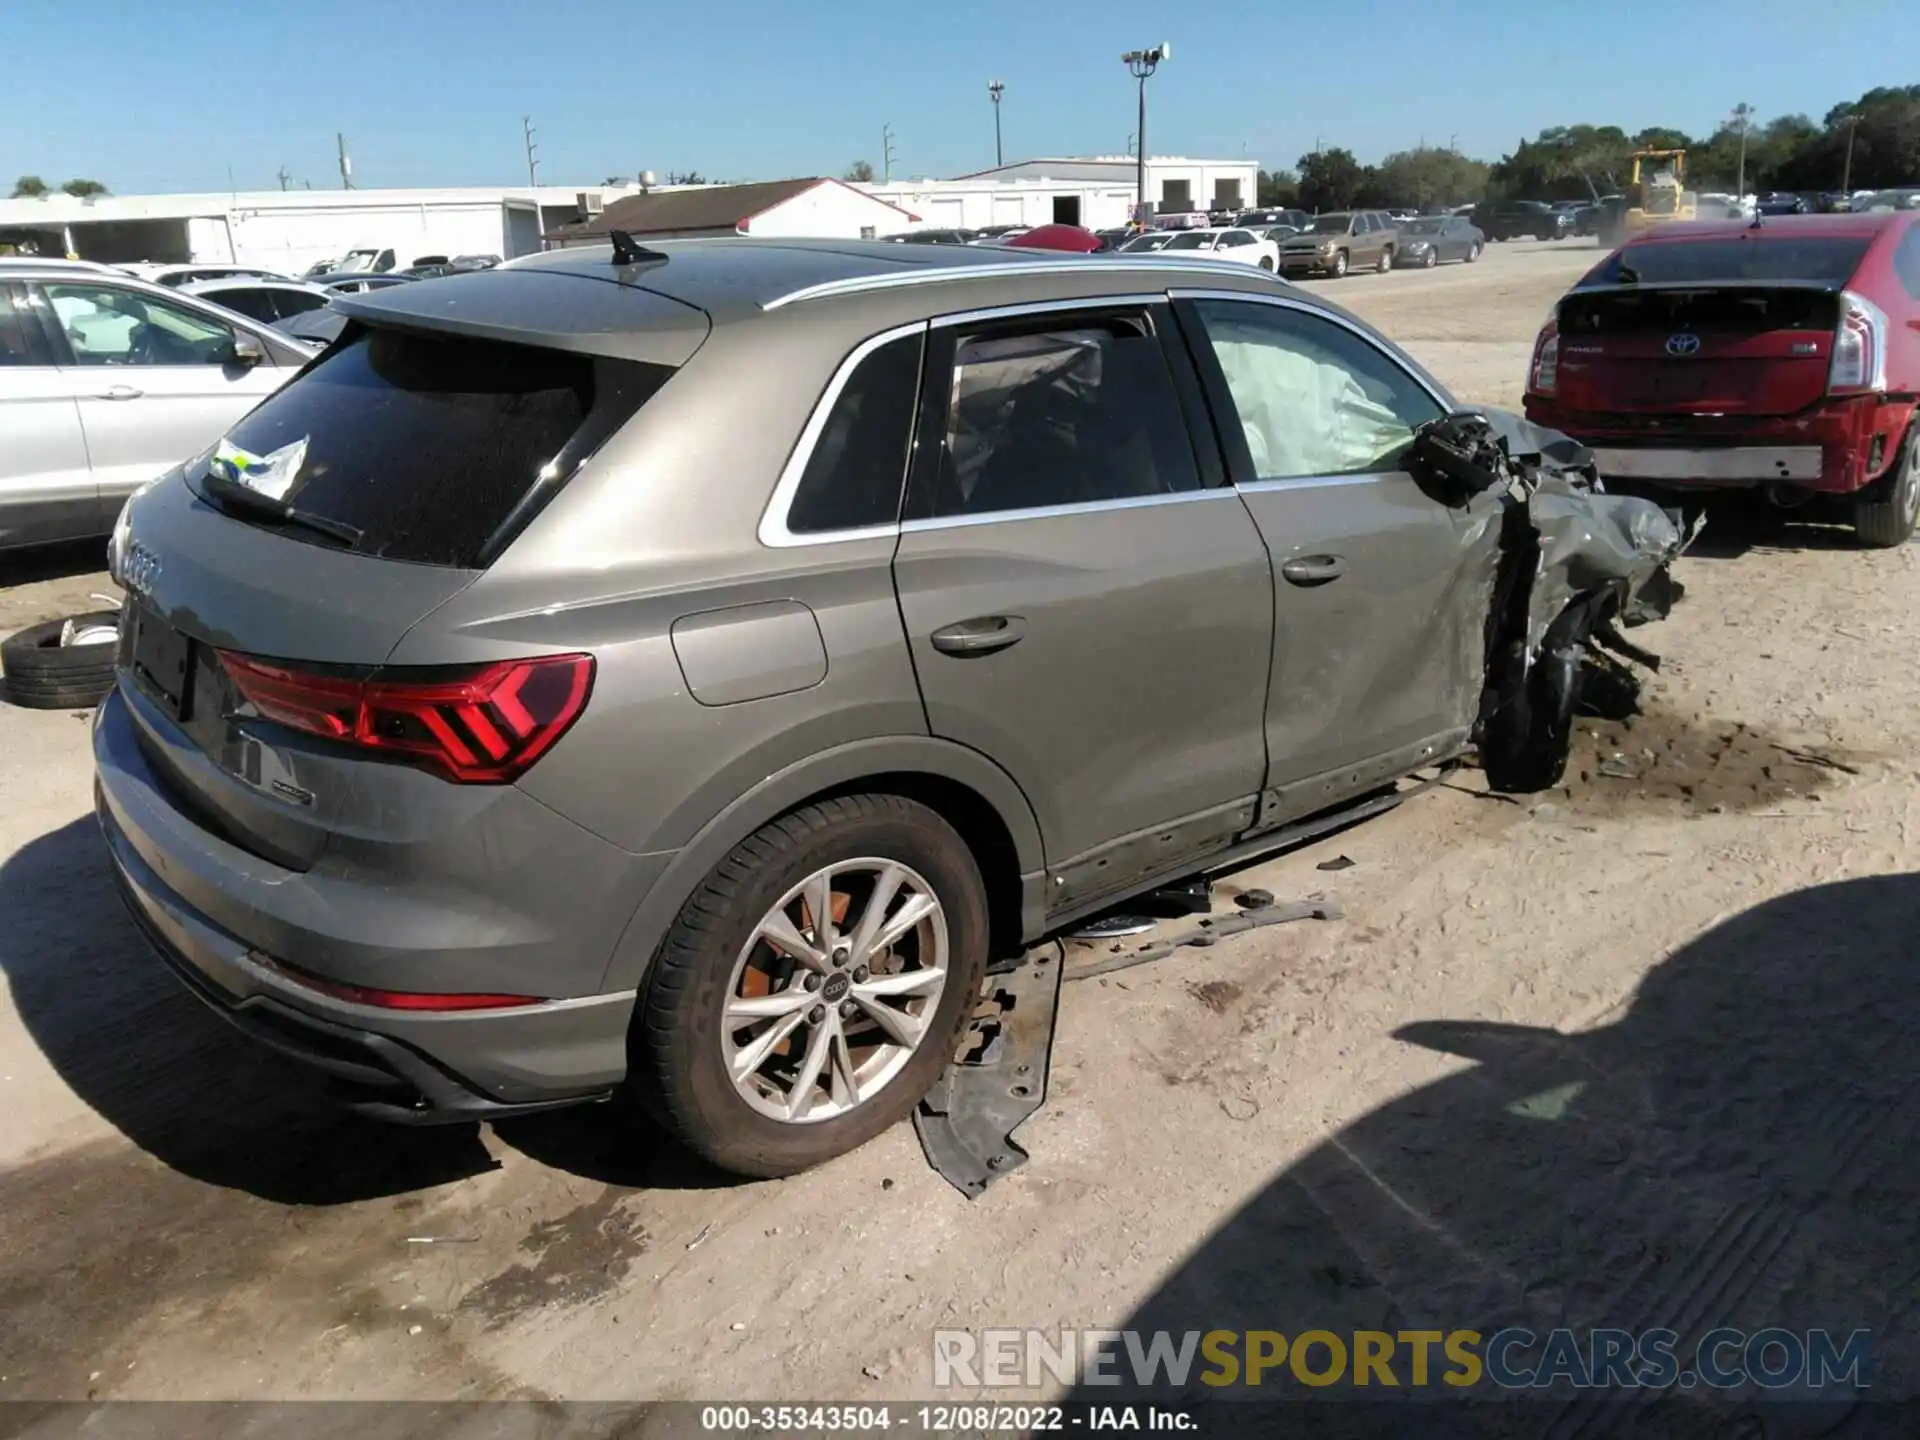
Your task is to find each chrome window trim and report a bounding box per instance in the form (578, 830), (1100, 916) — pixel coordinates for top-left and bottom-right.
(1168, 286), (1455, 415)
(899, 487), (1236, 535)
(761, 256), (1291, 312)
(930, 293), (1168, 330)
(1236, 473), (1387, 494)
(756, 320), (928, 550)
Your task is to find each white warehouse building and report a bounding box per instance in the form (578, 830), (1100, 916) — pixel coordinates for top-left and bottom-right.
(861, 156), (1261, 232)
(0, 185), (630, 274)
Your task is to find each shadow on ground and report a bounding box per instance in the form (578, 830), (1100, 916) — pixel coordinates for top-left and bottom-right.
(1072, 873), (1920, 1435)
(0, 816), (736, 1202)
(0, 540), (107, 591)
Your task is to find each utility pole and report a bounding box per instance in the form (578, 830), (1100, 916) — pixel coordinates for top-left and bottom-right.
(1840, 113), (1860, 195)
(1730, 102), (1753, 200)
(276, 166), (291, 192)
(337, 132), (354, 189)
(882, 123), (897, 183)
(1122, 42), (1170, 226)
(988, 81), (1005, 168)
(523, 115), (540, 189)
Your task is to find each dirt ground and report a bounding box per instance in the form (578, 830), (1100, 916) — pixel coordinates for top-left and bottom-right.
(2, 239), (1914, 1413)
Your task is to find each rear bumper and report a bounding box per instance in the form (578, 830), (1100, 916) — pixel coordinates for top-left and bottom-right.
(93, 686), (639, 1117)
(1524, 395), (1915, 495)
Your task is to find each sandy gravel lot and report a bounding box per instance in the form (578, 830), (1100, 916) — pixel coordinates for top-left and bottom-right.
(2, 239), (1914, 1419)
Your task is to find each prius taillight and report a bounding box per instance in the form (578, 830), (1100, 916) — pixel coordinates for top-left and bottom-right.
(217, 651), (593, 784)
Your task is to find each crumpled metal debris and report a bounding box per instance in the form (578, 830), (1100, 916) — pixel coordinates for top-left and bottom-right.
(1409, 409), (1697, 793)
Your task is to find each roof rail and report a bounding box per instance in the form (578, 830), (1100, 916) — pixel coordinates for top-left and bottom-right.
(761, 255), (1286, 311)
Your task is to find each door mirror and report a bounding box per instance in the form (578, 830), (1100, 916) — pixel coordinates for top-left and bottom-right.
(226, 333), (266, 367)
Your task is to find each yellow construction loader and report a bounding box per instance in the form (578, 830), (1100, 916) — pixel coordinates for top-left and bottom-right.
(1598, 149), (1696, 246)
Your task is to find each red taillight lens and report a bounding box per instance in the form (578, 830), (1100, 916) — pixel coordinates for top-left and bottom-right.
(218, 651), (593, 784)
(1529, 318), (1560, 395)
(254, 955), (541, 1010)
(1829, 289), (1888, 395)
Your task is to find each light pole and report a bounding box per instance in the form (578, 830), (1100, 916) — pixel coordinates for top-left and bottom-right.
(988, 81), (1005, 168)
(1730, 103), (1752, 201)
(1121, 42), (1170, 226)
(1841, 114), (1860, 196)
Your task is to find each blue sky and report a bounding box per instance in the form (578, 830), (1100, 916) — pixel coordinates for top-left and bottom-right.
(5, 0), (1914, 194)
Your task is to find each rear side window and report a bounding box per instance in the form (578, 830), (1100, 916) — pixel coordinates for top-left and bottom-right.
(270, 289), (328, 319)
(786, 331), (922, 534)
(0, 284), (58, 366)
(917, 315), (1201, 519)
(1582, 237), (1873, 287)
(208, 288), (277, 323)
(199, 327), (671, 566)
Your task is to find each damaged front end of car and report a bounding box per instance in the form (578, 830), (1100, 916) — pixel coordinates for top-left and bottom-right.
(1410, 410), (1697, 793)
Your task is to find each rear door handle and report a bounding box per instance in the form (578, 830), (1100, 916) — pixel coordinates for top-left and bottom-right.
(1281, 554), (1346, 586)
(930, 615), (1027, 656)
(94, 385), (143, 401)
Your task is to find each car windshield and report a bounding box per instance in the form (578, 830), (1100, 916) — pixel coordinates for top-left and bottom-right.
(1121, 234), (1171, 251)
(1402, 219), (1444, 235)
(1163, 233), (1213, 250)
(1581, 236), (1873, 288)
(1309, 214), (1352, 234)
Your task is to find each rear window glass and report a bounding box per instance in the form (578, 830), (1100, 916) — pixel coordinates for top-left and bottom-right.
(1581, 237), (1872, 288)
(197, 327), (669, 567)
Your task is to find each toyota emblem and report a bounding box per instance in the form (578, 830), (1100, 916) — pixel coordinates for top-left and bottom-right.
(1665, 332), (1702, 357)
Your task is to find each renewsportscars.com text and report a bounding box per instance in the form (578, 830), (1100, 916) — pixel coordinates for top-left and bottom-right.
(933, 1327), (1872, 1392)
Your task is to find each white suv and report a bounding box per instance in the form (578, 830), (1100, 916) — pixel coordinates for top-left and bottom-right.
(0, 263), (310, 550)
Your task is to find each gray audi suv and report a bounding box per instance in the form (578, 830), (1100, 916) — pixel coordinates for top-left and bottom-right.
(94, 237), (1680, 1176)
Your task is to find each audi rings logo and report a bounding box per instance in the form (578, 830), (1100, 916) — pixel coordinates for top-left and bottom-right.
(122, 540), (162, 598)
(1665, 332), (1702, 357)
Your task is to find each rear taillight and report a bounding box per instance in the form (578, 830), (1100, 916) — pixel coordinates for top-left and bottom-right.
(1829, 289), (1888, 394)
(255, 955), (542, 1010)
(218, 651), (593, 784)
(1529, 318), (1560, 395)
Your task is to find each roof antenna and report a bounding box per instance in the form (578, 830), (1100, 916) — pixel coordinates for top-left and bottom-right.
(609, 229), (665, 265)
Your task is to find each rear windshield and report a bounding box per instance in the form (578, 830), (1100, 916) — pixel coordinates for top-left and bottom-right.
(1309, 214), (1352, 234)
(193, 326), (669, 567)
(1581, 236), (1873, 288)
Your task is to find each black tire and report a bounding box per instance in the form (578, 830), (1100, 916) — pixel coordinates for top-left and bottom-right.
(1258, 255), (1275, 272)
(1330, 250), (1349, 278)
(1377, 247), (1393, 273)
(1422, 248), (1438, 268)
(2, 610), (119, 710)
(633, 793), (990, 1177)
(1466, 242), (1482, 263)
(1852, 426), (1920, 548)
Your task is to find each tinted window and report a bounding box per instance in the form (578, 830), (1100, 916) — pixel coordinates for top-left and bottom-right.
(1581, 237), (1872, 288)
(269, 288), (328, 319)
(1220, 231), (1253, 248)
(787, 331), (922, 534)
(926, 318), (1200, 519)
(44, 283), (233, 365)
(1191, 300), (1444, 480)
(0, 284), (57, 366)
(198, 327), (671, 566)
(206, 287), (278, 323)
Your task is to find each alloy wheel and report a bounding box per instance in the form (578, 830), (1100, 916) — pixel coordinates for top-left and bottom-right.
(721, 858), (949, 1124)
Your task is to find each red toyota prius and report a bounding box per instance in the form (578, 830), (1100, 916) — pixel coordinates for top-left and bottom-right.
(1524, 212), (1920, 545)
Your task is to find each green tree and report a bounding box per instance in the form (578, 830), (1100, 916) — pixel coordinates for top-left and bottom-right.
(843, 160), (876, 183)
(61, 178), (108, 198)
(1363, 146), (1490, 211)
(1256, 168), (1299, 207)
(10, 175), (49, 198)
(1296, 148), (1366, 211)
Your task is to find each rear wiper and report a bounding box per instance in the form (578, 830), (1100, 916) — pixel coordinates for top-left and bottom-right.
(203, 472), (364, 548)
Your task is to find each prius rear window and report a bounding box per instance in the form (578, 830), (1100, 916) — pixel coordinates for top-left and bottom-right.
(1581, 237), (1872, 288)
(197, 326), (670, 566)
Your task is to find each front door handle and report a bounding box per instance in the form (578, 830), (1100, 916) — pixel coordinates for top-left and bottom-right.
(94, 385), (143, 401)
(1281, 554), (1346, 586)
(930, 615), (1026, 656)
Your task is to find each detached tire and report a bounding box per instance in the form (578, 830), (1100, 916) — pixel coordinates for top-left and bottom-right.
(1852, 427), (1920, 548)
(634, 793), (989, 1177)
(2, 611), (119, 710)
